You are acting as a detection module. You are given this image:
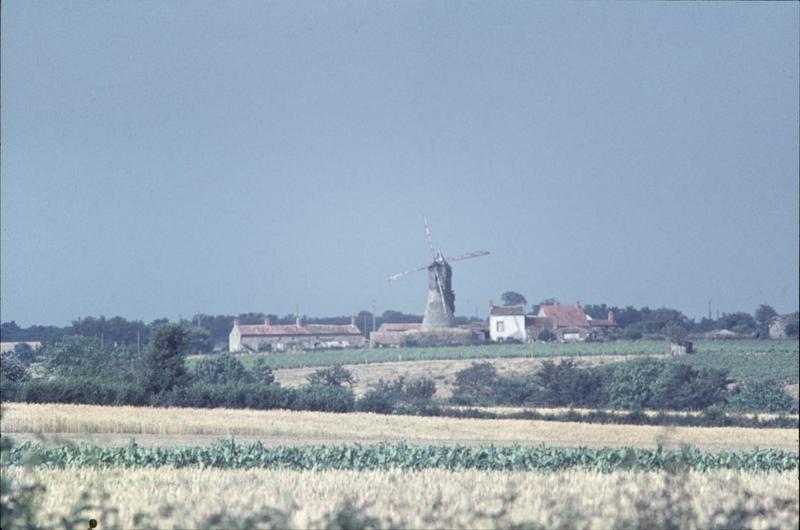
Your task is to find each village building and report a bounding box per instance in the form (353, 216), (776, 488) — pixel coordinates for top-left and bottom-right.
(489, 305), (527, 342)
(489, 302), (616, 343)
(229, 317), (366, 353)
(0, 341), (42, 354)
(768, 313), (800, 340)
(369, 323), (423, 347)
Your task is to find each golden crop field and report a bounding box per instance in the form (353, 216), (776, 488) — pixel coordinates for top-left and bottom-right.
(7, 467), (798, 529)
(2, 403), (798, 451)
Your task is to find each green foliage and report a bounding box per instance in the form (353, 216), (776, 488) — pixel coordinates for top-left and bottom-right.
(622, 328), (643, 340)
(535, 360), (606, 407)
(142, 324), (190, 393)
(1, 354), (29, 382)
(356, 377), (437, 413)
(451, 362), (498, 405)
(536, 329), (555, 342)
(193, 353), (253, 385)
(251, 358), (276, 384)
(500, 291), (527, 307)
(12, 342), (37, 364)
(663, 321), (688, 343)
(306, 365), (356, 387)
(452, 358), (738, 412)
(185, 325), (214, 354)
(754, 305), (778, 326)
(605, 359), (663, 409)
(726, 379), (796, 413)
(6, 440), (798, 473)
(648, 364), (728, 410)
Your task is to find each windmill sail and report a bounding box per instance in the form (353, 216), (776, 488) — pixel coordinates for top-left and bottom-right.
(387, 219), (488, 330)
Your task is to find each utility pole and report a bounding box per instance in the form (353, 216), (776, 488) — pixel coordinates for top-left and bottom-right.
(371, 299), (376, 334)
(708, 300), (712, 320)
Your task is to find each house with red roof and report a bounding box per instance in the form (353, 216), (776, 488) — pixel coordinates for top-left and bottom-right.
(489, 302), (617, 343)
(229, 317), (366, 352)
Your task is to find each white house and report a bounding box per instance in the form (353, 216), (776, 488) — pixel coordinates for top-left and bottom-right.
(489, 305), (527, 342)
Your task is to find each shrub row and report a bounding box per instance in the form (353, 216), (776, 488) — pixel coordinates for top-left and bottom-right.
(0, 379), (354, 413)
(451, 359), (797, 413)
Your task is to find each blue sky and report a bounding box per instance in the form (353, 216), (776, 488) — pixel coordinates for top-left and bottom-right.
(2, 1), (798, 326)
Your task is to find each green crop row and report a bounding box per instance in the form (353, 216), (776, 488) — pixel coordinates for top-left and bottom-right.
(5, 440), (798, 473)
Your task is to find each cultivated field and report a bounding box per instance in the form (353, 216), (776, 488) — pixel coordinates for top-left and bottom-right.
(7, 467), (798, 529)
(3, 403), (797, 452)
(188, 339), (799, 371)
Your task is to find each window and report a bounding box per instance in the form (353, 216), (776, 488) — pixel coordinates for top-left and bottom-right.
(496, 321), (505, 333)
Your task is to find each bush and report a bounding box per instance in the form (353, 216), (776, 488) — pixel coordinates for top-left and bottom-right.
(622, 327), (643, 341)
(537, 329), (555, 342)
(295, 385), (355, 412)
(356, 377), (438, 414)
(306, 365), (356, 387)
(535, 360), (606, 407)
(1, 355), (29, 382)
(648, 364), (728, 410)
(606, 359), (663, 409)
(194, 353), (253, 385)
(726, 379), (796, 413)
(252, 358), (276, 384)
(451, 362), (498, 405)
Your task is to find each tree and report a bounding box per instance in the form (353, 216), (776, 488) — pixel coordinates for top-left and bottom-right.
(451, 362), (498, 404)
(501, 291), (527, 307)
(252, 358), (276, 384)
(663, 321), (689, 343)
(12, 343), (36, 365)
(754, 304), (778, 326)
(1, 355), (28, 382)
(306, 365), (356, 387)
(185, 326), (214, 354)
(142, 324), (189, 393)
(193, 353), (251, 384)
(537, 329), (555, 342)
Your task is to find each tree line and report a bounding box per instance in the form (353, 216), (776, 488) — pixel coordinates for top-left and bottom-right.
(2, 300), (797, 354)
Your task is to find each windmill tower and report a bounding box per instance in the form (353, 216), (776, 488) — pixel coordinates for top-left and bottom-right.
(388, 218), (489, 330)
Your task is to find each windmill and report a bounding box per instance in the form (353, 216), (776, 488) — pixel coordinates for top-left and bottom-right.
(388, 218), (489, 330)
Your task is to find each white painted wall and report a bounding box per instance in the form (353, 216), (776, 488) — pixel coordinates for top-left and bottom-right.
(228, 327), (242, 352)
(489, 315), (527, 342)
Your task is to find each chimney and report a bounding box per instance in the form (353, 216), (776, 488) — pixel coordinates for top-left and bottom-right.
(576, 301), (582, 309)
(295, 316), (302, 327)
(233, 319), (240, 328)
(608, 310), (615, 323)
(351, 315), (356, 326)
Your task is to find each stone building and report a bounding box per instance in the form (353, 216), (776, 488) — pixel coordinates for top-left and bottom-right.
(488, 302), (617, 343)
(489, 305), (527, 342)
(229, 317), (366, 353)
(768, 314), (800, 340)
(369, 323), (423, 348)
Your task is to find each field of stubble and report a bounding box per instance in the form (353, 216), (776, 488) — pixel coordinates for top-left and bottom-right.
(7, 467), (798, 529)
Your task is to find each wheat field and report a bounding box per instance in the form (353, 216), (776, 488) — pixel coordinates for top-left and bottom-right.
(2, 403), (797, 451)
(7, 467), (798, 529)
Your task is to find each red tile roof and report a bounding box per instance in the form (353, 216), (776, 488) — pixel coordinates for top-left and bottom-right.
(490, 305), (525, 316)
(237, 323), (362, 337)
(378, 323), (423, 332)
(537, 304), (588, 328)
